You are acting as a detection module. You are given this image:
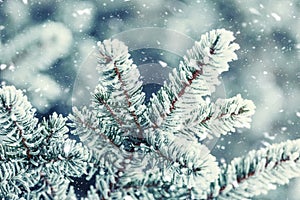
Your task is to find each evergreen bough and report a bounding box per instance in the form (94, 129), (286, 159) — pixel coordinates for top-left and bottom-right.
(0, 29), (299, 199)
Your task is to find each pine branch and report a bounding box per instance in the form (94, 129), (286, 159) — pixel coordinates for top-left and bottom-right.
(68, 106), (142, 199)
(0, 161), (30, 197)
(93, 144), (193, 199)
(0, 86), (90, 199)
(178, 94), (255, 141)
(144, 128), (220, 191)
(82, 30), (252, 198)
(68, 106), (131, 173)
(136, 30), (250, 193)
(84, 186), (101, 200)
(28, 171), (71, 200)
(94, 39), (147, 138)
(0, 86), (39, 160)
(112, 169), (192, 199)
(205, 139), (300, 199)
(41, 112), (69, 143)
(68, 105), (216, 198)
(147, 29), (240, 129)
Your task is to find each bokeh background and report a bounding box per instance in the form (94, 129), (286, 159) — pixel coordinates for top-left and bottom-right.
(0, 0), (299, 199)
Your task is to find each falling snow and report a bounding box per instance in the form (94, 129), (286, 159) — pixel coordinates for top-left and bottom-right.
(158, 60), (167, 68)
(249, 8), (261, 15)
(263, 132), (276, 140)
(271, 12), (281, 21)
(0, 64), (7, 70)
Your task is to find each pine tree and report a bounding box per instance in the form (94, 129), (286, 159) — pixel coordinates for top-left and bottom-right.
(0, 29), (299, 199)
